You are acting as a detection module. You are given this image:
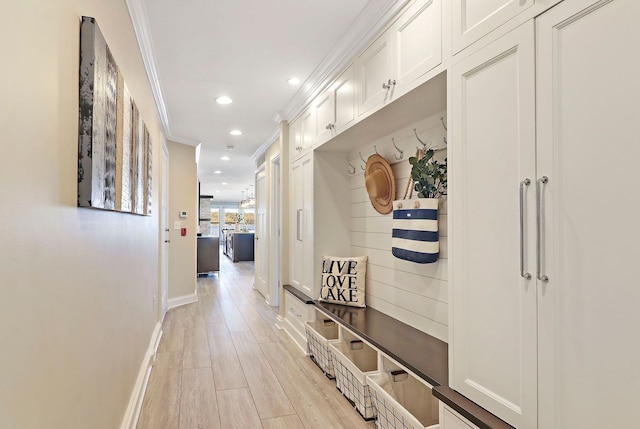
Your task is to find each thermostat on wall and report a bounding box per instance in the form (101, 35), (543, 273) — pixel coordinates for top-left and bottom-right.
(179, 210), (188, 218)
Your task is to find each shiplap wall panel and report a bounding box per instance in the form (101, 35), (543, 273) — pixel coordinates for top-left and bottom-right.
(348, 112), (449, 342)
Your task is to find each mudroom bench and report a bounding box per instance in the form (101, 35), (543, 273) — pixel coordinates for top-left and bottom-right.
(283, 285), (513, 429)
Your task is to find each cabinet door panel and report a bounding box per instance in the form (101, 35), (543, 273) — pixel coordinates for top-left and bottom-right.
(452, 0), (534, 53)
(357, 33), (394, 118)
(395, 0), (442, 93)
(536, 0), (640, 427)
(334, 65), (356, 132)
(301, 155), (314, 296)
(314, 90), (334, 145)
(289, 161), (304, 290)
(300, 107), (315, 151)
(450, 21), (536, 429)
(289, 118), (302, 162)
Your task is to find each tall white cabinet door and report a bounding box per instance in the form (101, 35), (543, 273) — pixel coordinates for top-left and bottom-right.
(536, 1), (640, 427)
(449, 21), (537, 429)
(301, 154), (314, 297)
(451, 0), (534, 53)
(394, 0), (442, 95)
(289, 159), (304, 291)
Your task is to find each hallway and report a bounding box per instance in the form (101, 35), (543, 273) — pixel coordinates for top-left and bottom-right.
(136, 256), (374, 429)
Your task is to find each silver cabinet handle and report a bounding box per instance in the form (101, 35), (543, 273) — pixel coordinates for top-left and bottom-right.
(520, 178), (532, 280)
(536, 176), (549, 282)
(296, 209), (303, 241)
(382, 79), (396, 89)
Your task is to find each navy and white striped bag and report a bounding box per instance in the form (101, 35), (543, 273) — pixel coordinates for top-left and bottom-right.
(391, 198), (439, 264)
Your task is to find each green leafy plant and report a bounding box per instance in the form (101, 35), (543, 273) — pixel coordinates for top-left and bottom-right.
(409, 149), (447, 198)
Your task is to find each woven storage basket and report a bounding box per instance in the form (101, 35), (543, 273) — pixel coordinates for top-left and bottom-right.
(330, 340), (378, 420)
(367, 370), (439, 429)
(305, 320), (339, 378)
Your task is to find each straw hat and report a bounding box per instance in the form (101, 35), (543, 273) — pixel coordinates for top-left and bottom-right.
(364, 154), (395, 214)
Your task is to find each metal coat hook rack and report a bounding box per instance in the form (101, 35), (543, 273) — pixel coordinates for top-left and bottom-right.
(359, 152), (367, 170)
(441, 116), (448, 145)
(414, 128), (429, 152)
(347, 157), (356, 175)
(392, 138), (403, 160)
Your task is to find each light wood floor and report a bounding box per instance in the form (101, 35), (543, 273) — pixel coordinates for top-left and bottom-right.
(136, 253), (375, 429)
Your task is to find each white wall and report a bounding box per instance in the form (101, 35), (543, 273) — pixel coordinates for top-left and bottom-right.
(0, 1), (163, 427)
(168, 141), (197, 302)
(348, 113), (449, 341)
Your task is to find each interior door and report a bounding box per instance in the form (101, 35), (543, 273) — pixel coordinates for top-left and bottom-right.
(255, 170), (268, 298)
(450, 21), (537, 428)
(536, 1), (640, 427)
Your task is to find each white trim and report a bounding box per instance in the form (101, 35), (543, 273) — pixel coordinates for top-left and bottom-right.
(125, 0), (171, 137)
(167, 293), (198, 309)
(251, 128), (280, 162)
(120, 322), (163, 429)
(281, 0), (410, 122)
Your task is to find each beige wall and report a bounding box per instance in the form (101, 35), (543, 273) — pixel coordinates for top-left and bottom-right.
(167, 141), (197, 300)
(0, 1), (164, 428)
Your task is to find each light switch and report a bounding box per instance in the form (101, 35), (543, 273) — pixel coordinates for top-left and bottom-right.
(173, 221), (181, 230)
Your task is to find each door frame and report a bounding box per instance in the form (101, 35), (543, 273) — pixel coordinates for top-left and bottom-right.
(160, 142), (169, 321)
(269, 155), (281, 307)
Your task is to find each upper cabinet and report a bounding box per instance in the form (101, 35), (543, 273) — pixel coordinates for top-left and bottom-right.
(451, 0), (564, 54)
(290, 106), (316, 162)
(314, 65), (357, 146)
(356, 0), (442, 119)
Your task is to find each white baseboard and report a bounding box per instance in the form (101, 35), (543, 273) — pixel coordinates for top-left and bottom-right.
(120, 322), (163, 429)
(167, 292), (197, 309)
(275, 315), (308, 355)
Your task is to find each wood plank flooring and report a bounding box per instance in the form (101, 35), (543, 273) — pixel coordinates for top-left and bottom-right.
(137, 253), (375, 429)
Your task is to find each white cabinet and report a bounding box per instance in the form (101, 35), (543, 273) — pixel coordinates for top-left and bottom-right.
(289, 153), (314, 296)
(288, 116), (302, 162)
(314, 65), (357, 146)
(393, 0), (442, 95)
(357, 0), (442, 118)
(536, 0), (640, 427)
(290, 108), (315, 161)
(451, 0), (564, 54)
(282, 290), (315, 352)
(450, 1), (640, 428)
(449, 21), (537, 429)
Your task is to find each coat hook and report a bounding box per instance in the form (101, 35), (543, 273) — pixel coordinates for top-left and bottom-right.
(414, 128), (427, 151)
(359, 152), (367, 170)
(392, 137), (403, 160)
(374, 145), (379, 155)
(440, 117), (448, 145)
(347, 157), (356, 175)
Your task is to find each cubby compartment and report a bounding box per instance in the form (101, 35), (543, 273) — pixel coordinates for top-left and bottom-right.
(330, 328), (379, 420)
(367, 356), (439, 429)
(305, 319), (340, 378)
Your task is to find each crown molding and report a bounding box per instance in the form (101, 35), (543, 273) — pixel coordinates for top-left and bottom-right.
(251, 127), (281, 162)
(125, 0), (171, 137)
(282, 0), (410, 122)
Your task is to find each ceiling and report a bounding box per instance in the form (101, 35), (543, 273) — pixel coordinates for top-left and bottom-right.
(128, 0), (406, 202)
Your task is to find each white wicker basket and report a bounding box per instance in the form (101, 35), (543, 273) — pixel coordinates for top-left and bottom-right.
(330, 340), (378, 420)
(367, 370), (439, 429)
(305, 320), (339, 378)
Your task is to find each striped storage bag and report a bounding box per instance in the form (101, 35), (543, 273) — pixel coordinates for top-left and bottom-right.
(391, 198), (439, 264)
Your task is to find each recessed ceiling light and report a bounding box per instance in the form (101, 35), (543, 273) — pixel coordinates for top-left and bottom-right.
(214, 170), (222, 174)
(287, 77), (301, 85)
(230, 130), (243, 136)
(222, 182), (228, 185)
(216, 190), (220, 193)
(216, 96), (233, 105)
(221, 156), (230, 161)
